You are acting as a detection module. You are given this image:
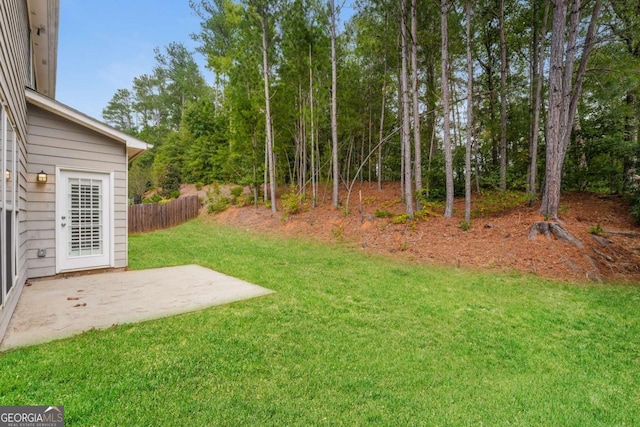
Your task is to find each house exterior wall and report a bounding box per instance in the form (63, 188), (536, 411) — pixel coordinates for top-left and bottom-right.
(0, 0), (31, 341)
(26, 105), (128, 278)
(0, 0), (30, 140)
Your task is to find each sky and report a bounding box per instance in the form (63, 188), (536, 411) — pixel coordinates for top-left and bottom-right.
(56, 0), (210, 120)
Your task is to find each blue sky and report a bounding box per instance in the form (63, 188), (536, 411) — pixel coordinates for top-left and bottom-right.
(56, 0), (210, 120)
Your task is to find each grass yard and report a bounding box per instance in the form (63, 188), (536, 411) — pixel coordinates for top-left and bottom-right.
(1, 218), (640, 425)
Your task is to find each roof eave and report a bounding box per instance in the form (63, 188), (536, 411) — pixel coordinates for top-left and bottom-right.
(25, 88), (152, 161)
(27, 0), (59, 98)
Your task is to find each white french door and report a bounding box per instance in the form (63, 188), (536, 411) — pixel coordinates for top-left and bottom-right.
(56, 169), (112, 272)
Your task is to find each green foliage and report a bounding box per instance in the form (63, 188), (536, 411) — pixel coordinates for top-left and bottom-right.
(228, 186), (248, 207)
(102, 0), (640, 220)
(460, 220), (472, 231)
(363, 196), (377, 205)
(195, 182), (204, 191)
(206, 184), (230, 214)
(234, 194), (250, 208)
(331, 223), (344, 241)
(230, 186), (244, 198)
(281, 189), (303, 219)
(391, 214), (411, 224)
(380, 198), (401, 210)
(157, 163), (181, 199)
(416, 201), (445, 218)
(102, 88), (136, 133)
(128, 162), (151, 205)
(589, 223), (605, 236)
(142, 193), (162, 204)
(374, 209), (394, 218)
(472, 191), (529, 218)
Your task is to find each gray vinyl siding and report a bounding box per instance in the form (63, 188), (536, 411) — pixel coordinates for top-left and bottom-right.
(0, 0), (30, 340)
(0, 0), (29, 141)
(26, 105), (128, 278)
(1, 0), (30, 281)
(17, 127), (28, 280)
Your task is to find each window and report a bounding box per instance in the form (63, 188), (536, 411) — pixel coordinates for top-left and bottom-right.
(0, 105), (19, 307)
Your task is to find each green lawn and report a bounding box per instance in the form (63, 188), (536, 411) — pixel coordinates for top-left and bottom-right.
(1, 219), (640, 426)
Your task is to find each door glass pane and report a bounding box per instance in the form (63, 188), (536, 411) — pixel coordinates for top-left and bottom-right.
(68, 178), (103, 257)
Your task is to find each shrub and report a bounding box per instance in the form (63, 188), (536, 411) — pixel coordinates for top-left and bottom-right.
(416, 201), (445, 218)
(230, 186), (244, 198)
(206, 185), (230, 214)
(158, 163), (181, 199)
(147, 194), (162, 204)
(281, 189), (303, 219)
(460, 220), (471, 231)
(380, 198), (401, 210)
(392, 214), (411, 224)
(375, 209), (394, 218)
(235, 194), (250, 208)
(589, 223), (604, 236)
(195, 182), (204, 191)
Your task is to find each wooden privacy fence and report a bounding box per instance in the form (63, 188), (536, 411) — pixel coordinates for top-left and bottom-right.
(129, 195), (201, 233)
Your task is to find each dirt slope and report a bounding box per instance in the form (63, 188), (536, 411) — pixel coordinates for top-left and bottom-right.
(187, 183), (640, 284)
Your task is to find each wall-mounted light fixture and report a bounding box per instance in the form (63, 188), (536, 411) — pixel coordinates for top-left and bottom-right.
(37, 170), (47, 184)
(5, 170), (10, 181)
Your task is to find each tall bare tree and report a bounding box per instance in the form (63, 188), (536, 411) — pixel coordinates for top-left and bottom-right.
(527, 0), (550, 205)
(499, 0), (508, 190)
(541, 0), (602, 219)
(411, 0), (422, 209)
(401, 0), (414, 216)
(377, 13), (389, 191)
(464, 0), (473, 222)
(330, 0), (339, 208)
(260, 3), (277, 212)
(442, 0), (454, 217)
(309, 45), (318, 208)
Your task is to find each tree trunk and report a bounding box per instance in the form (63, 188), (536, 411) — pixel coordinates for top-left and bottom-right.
(499, 0), (508, 191)
(464, 0), (473, 222)
(541, 0), (601, 219)
(309, 45), (317, 208)
(442, 0), (454, 218)
(330, 0), (339, 208)
(260, 5), (277, 212)
(377, 12), (390, 191)
(528, 0), (549, 205)
(411, 0), (422, 209)
(401, 0), (414, 217)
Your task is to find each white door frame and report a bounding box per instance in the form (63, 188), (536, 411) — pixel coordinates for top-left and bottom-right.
(55, 167), (114, 273)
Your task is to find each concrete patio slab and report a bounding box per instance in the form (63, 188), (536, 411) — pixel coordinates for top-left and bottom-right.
(0, 265), (274, 351)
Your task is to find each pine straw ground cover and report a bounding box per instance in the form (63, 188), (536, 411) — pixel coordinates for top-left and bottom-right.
(1, 219), (639, 425)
